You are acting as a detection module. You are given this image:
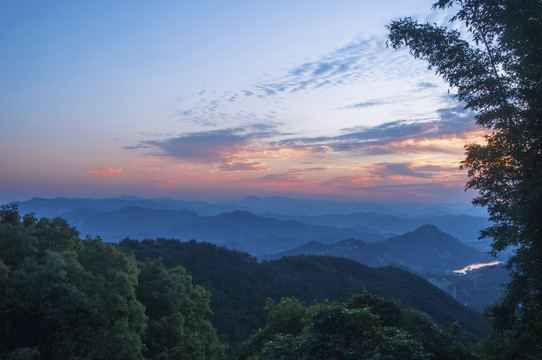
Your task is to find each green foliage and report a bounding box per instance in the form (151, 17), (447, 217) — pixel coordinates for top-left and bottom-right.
(0, 205), (225, 360)
(120, 237), (488, 355)
(238, 292), (476, 360)
(0, 204), (146, 359)
(237, 297), (307, 359)
(137, 260), (227, 359)
(388, 1), (542, 358)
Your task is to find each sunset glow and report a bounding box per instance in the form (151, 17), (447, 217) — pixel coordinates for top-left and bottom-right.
(87, 168), (124, 178)
(0, 1), (486, 204)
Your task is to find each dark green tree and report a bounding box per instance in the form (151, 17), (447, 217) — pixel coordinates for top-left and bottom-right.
(0, 204), (147, 359)
(238, 292), (475, 360)
(136, 260), (227, 360)
(236, 297), (306, 359)
(388, 1), (542, 358)
(0, 205), (226, 360)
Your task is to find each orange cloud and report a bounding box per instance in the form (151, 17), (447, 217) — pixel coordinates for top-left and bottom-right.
(87, 168), (123, 177)
(216, 161), (270, 172)
(156, 180), (182, 187)
(358, 130), (487, 156)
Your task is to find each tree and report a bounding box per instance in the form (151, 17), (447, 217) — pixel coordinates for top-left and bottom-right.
(0, 205), (226, 359)
(236, 297), (306, 359)
(136, 260), (227, 360)
(238, 292), (475, 360)
(387, 1), (542, 358)
(0, 204), (147, 359)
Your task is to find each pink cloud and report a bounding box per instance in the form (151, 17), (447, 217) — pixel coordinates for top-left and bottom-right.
(156, 180), (182, 187)
(87, 168), (123, 178)
(217, 161), (269, 172)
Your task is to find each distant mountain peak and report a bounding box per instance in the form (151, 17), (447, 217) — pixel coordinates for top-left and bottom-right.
(387, 224), (457, 247)
(413, 224), (441, 233)
(336, 238), (367, 247)
(217, 210), (259, 218)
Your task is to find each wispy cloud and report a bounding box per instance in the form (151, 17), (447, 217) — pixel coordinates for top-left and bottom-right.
(277, 104), (478, 155)
(217, 161), (269, 172)
(129, 125), (289, 170)
(156, 179), (182, 187)
(174, 35), (413, 125)
(247, 171), (304, 184)
(134, 129), (253, 163)
(87, 168), (123, 177)
(253, 37), (382, 97)
(130, 104), (479, 174)
(320, 174), (467, 201)
(232, 167), (328, 184)
(339, 99), (391, 109)
(365, 163), (434, 179)
(416, 81), (439, 90)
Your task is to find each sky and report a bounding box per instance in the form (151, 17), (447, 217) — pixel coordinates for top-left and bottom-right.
(0, 0), (487, 204)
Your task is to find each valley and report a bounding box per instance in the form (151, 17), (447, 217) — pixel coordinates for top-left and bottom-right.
(12, 196), (510, 315)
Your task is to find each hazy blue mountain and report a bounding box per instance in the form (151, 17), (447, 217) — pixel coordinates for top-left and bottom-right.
(379, 224), (492, 272)
(229, 195), (486, 217)
(265, 225), (506, 313)
(267, 225), (492, 274)
(11, 195), (487, 219)
(10, 196), (490, 252)
(264, 238), (401, 268)
(13, 197), (194, 218)
(66, 206), (201, 241)
(46, 206), (383, 255)
(259, 211), (490, 244)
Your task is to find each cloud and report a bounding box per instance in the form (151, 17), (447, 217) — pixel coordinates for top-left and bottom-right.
(340, 99), (389, 109)
(320, 173), (468, 201)
(141, 179), (183, 188)
(87, 168), (123, 177)
(157, 180), (182, 187)
(253, 38), (378, 97)
(296, 167), (328, 172)
(417, 81), (439, 89)
(217, 161), (268, 172)
(365, 163), (433, 179)
(174, 36), (394, 124)
(139, 129), (252, 163)
(277, 104), (478, 155)
(236, 167), (328, 186)
(244, 171), (303, 184)
(361, 162), (462, 181)
(129, 125), (289, 169)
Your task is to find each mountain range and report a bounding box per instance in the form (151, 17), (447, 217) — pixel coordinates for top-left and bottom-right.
(265, 224), (492, 273)
(11, 196), (491, 252)
(7, 196), (508, 315)
(119, 238), (490, 348)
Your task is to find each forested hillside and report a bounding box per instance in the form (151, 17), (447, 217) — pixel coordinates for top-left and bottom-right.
(0, 205), (226, 360)
(237, 293), (477, 360)
(119, 237), (489, 352)
(1, 206), (487, 359)
(267, 224), (492, 273)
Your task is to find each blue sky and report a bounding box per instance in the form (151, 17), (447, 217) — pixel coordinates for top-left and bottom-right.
(0, 1), (485, 204)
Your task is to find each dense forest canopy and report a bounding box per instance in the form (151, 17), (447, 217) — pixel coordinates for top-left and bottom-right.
(0, 205), (226, 360)
(238, 293), (476, 360)
(1, 205), (486, 359)
(119, 236), (489, 351)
